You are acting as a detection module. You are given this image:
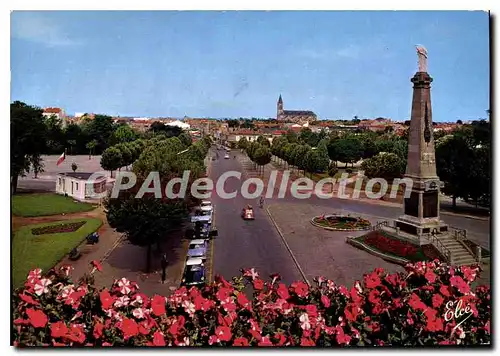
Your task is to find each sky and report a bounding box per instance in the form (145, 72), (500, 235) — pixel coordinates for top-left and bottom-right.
(10, 11), (490, 121)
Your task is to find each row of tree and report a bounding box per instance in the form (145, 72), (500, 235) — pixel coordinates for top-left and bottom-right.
(104, 131), (212, 272)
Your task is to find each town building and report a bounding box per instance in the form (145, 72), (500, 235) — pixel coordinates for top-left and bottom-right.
(276, 95), (317, 123)
(55, 172), (107, 201)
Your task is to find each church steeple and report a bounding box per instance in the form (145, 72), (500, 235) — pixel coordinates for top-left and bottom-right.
(277, 94), (284, 120)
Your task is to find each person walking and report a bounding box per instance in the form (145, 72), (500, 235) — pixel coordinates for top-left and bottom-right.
(160, 253), (168, 284)
(259, 195), (265, 208)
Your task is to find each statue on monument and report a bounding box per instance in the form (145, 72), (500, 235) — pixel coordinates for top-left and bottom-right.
(416, 45), (428, 72)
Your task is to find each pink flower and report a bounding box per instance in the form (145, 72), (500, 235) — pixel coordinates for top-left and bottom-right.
(132, 308), (146, 319)
(253, 279), (264, 290)
(424, 269), (437, 283)
(67, 324), (85, 344)
(34, 278), (52, 296)
(432, 293), (444, 308)
(243, 268), (259, 280)
(299, 313), (311, 330)
(117, 278), (131, 294)
(27, 268), (42, 284)
(114, 295), (130, 308)
(93, 322), (104, 339)
(59, 265), (73, 277)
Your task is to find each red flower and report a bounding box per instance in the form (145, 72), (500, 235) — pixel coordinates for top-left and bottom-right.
(291, 281), (309, 298)
(408, 293), (426, 311)
(237, 292), (251, 309)
(364, 271), (382, 289)
(19, 293), (40, 306)
(335, 326), (351, 345)
(274, 332), (286, 346)
(50, 321), (68, 338)
(99, 289), (114, 310)
(215, 326), (232, 342)
(424, 269), (437, 283)
(93, 322), (104, 339)
(277, 283), (290, 300)
(67, 324), (86, 344)
(440, 285), (451, 297)
(450, 276), (470, 294)
(321, 294), (331, 308)
(120, 318), (139, 339)
(26, 308), (48, 328)
(253, 279), (264, 290)
(91, 260), (102, 272)
(432, 293), (444, 308)
(151, 295), (166, 316)
(300, 337), (315, 346)
(153, 331), (166, 346)
(258, 336), (273, 346)
(233, 337), (249, 346)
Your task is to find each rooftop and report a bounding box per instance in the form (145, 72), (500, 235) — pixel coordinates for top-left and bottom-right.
(57, 172), (107, 181)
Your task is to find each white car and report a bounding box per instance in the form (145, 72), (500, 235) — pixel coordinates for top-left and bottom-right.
(200, 200), (213, 212)
(224, 154), (230, 159)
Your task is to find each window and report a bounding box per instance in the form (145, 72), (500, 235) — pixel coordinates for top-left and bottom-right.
(58, 178), (61, 185)
(76, 183), (79, 191)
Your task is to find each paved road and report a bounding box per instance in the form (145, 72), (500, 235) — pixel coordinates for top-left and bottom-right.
(233, 151), (490, 248)
(210, 150), (303, 285)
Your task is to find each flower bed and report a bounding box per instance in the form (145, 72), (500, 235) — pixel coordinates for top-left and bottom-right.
(355, 231), (445, 262)
(312, 214), (371, 231)
(31, 222), (86, 235)
(12, 261), (490, 347)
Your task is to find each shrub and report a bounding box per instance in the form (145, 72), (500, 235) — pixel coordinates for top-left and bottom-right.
(327, 164), (338, 178)
(12, 261), (490, 347)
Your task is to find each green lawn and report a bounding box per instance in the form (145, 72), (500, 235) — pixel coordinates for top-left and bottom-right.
(12, 193), (96, 217)
(12, 218), (102, 288)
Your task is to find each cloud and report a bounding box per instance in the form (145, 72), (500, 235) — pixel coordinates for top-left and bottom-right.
(336, 44), (361, 59)
(11, 12), (81, 47)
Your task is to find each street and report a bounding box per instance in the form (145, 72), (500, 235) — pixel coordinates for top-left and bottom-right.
(209, 150), (304, 285)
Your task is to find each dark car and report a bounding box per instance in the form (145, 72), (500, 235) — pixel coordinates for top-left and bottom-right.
(181, 260), (206, 287)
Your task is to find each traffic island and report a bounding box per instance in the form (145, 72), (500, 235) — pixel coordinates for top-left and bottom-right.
(346, 230), (445, 266)
(311, 214), (372, 231)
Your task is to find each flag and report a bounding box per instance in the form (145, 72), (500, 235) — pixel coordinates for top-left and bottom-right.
(56, 152), (66, 166)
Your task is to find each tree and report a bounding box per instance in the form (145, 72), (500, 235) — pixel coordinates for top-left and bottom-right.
(360, 152), (405, 182)
(178, 132), (192, 147)
(334, 137), (363, 167)
(101, 147), (123, 177)
(115, 143), (133, 170)
(86, 140), (98, 159)
(253, 146), (272, 176)
(456, 119), (463, 125)
(285, 130), (299, 143)
(105, 193), (186, 273)
(256, 135), (270, 148)
(67, 140), (77, 155)
(435, 135), (473, 208)
(11, 101), (47, 193)
(30, 154), (44, 179)
(43, 114), (65, 154)
(111, 125), (137, 145)
(84, 114), (115, 153)
(71, 162), (78, 172)
(237, 137), (249, 150)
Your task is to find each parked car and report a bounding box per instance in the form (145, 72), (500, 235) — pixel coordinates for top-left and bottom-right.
(224, 154), (230, 159)
(187, 239), (208, 260)
(181, 258), (206, 287)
